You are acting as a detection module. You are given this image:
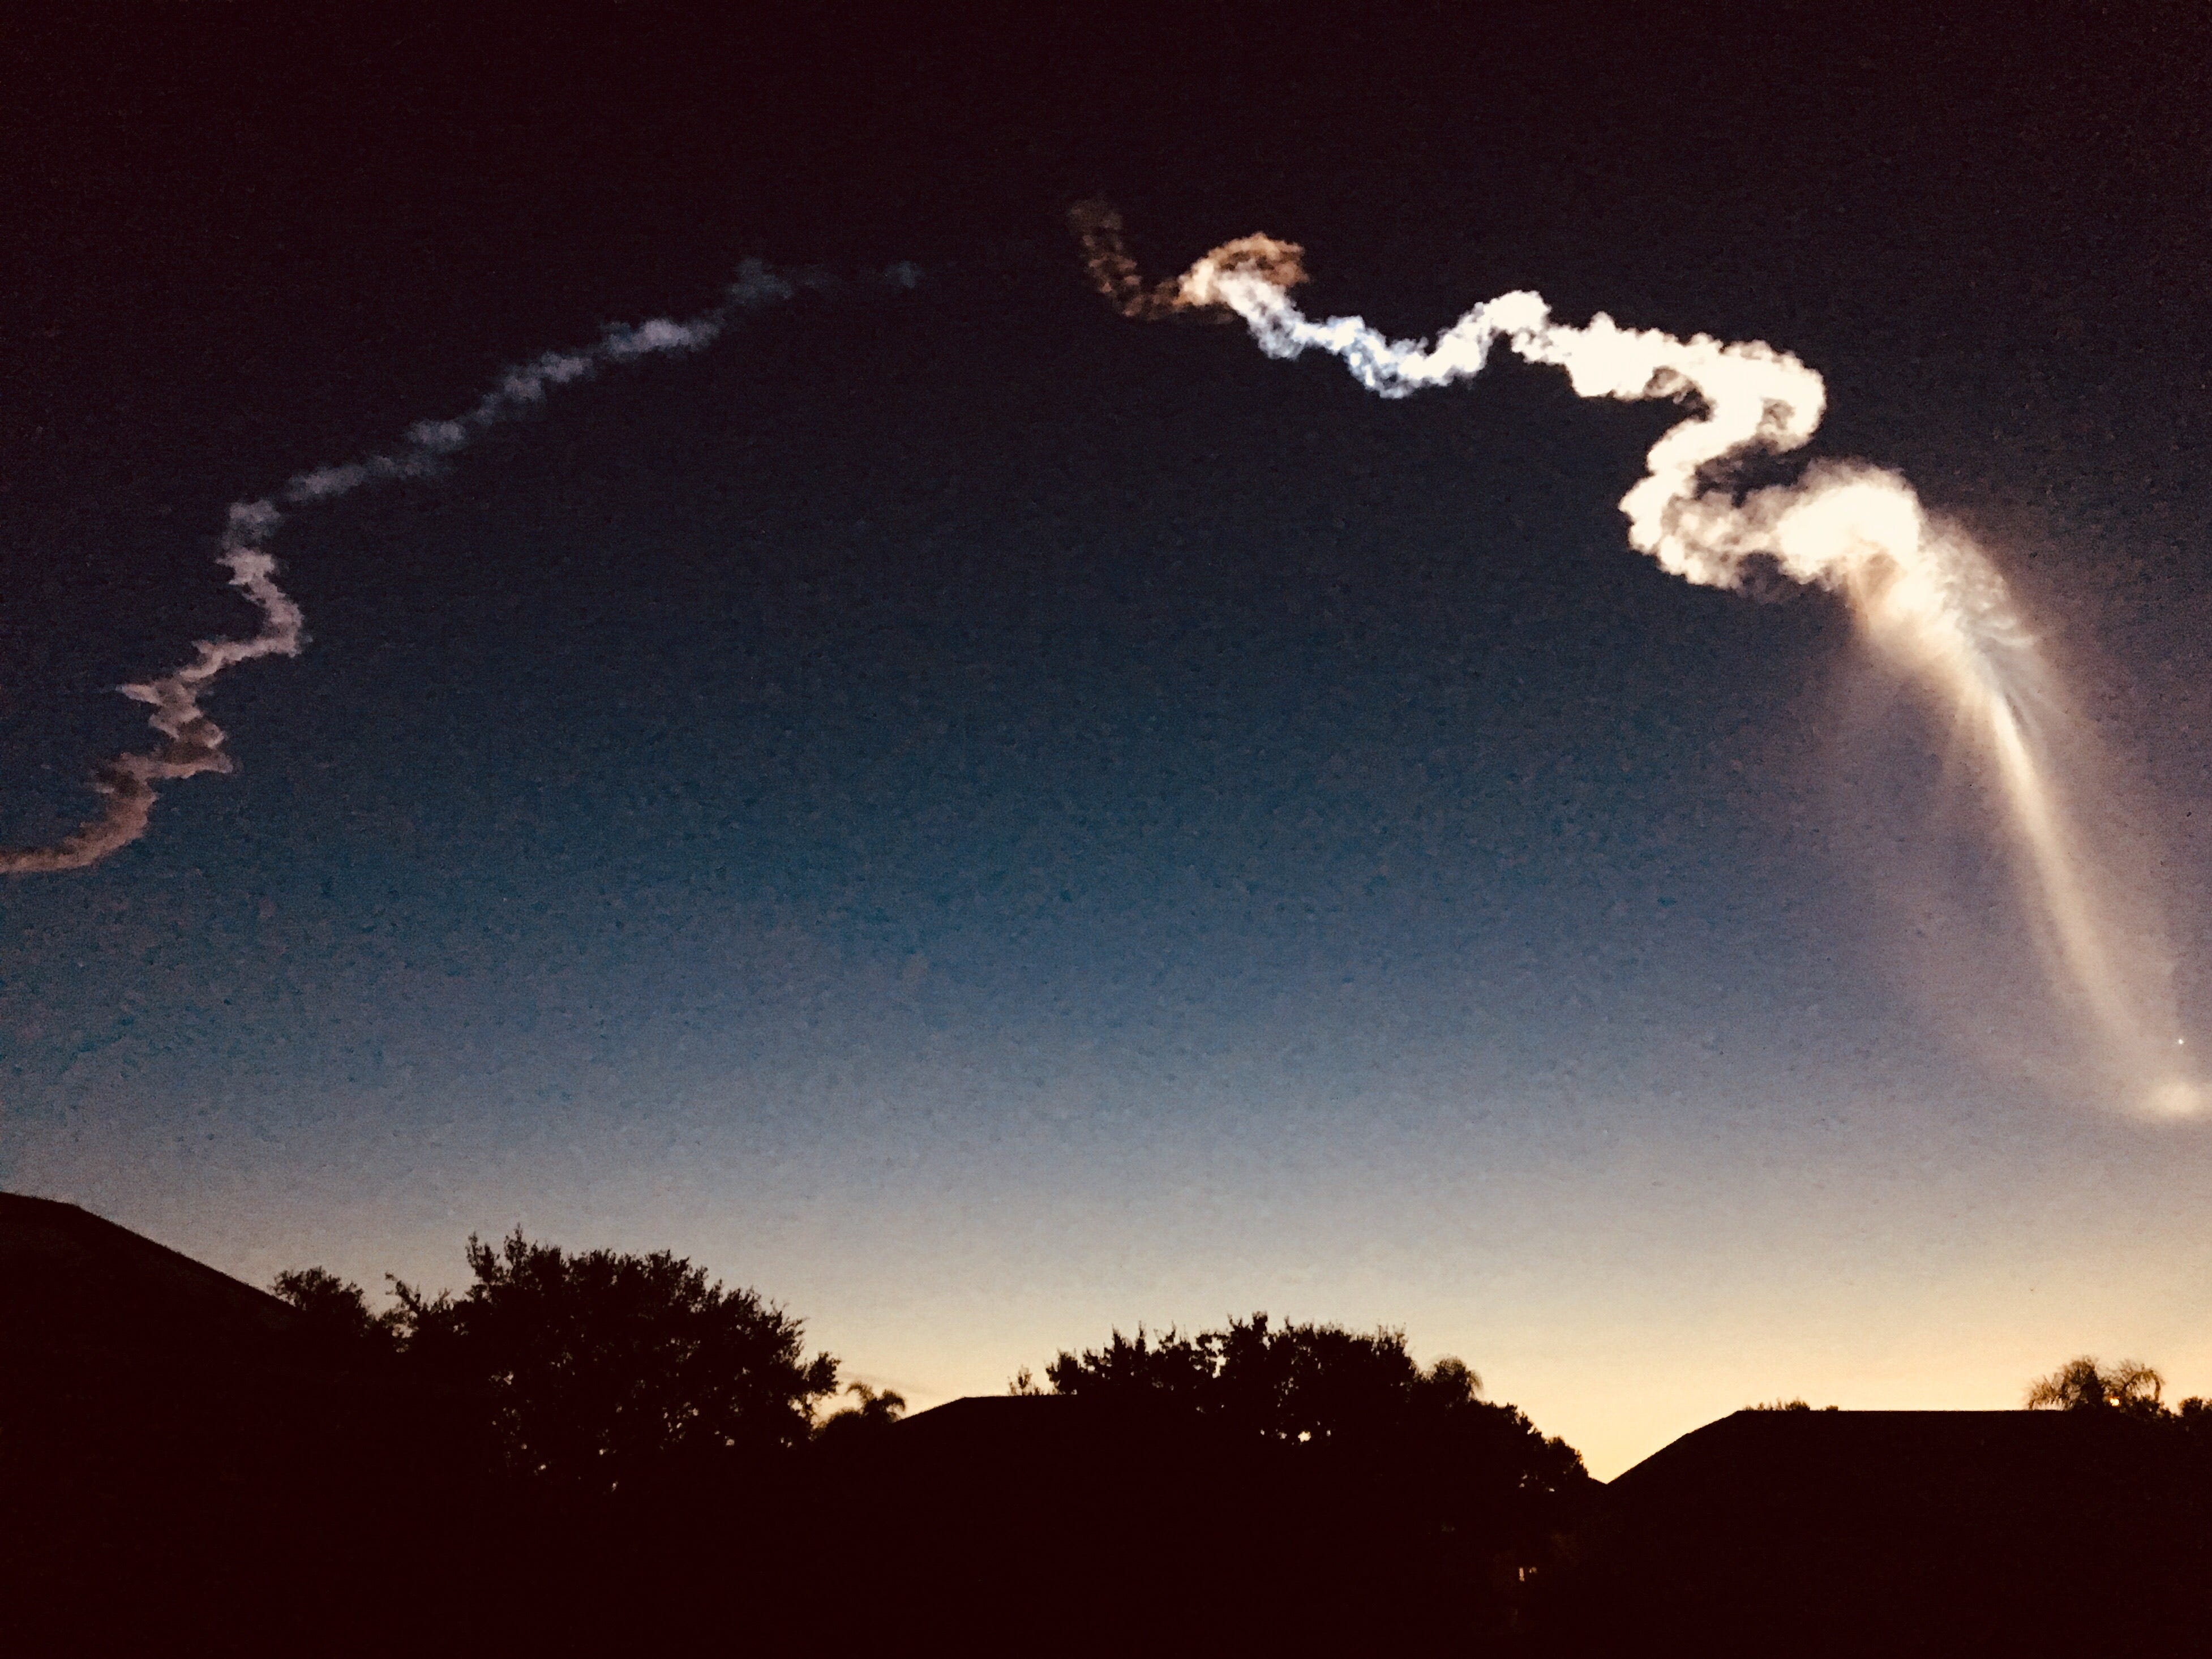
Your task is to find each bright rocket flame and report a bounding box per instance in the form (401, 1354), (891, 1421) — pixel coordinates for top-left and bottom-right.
(1076, 204), (2200, 1116)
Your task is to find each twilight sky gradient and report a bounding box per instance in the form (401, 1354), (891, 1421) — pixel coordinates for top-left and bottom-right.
(4, 6), (2210, 1475)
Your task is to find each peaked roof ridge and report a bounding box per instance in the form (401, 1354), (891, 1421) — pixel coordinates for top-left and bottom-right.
(0, 1190), (310, 1364)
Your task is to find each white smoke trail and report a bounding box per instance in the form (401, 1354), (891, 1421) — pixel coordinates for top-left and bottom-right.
(1076, 205), (2198, 1117)
(0, 260), (804, 876)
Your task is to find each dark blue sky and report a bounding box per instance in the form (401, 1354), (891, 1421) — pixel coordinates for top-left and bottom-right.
(3, 5), (2209, 1470)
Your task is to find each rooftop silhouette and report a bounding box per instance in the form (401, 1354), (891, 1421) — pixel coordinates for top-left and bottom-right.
(6, 1195), (2208, 1655)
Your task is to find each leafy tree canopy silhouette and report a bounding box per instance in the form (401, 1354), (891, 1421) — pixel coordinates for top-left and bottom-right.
(815, 1381), (907, 1451)
(2025, 1356), (2167, 1418)
(269, 1266), (401, 1358)
(1037, 1313), (1591, 1552)
(385, 1229), (837, 1491)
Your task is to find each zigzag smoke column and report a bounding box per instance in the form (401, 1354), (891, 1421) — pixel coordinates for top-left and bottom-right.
(0, 262), (799, 877)
(1073, 204), (2199, 1117)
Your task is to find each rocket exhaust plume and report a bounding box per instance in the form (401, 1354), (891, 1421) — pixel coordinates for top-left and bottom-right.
(1075, 204), (2200, 1118)
(1, 261), (803, 877)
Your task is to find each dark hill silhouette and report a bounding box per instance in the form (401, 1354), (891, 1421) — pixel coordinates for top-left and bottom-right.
(1547, 1408), (2212, 1654)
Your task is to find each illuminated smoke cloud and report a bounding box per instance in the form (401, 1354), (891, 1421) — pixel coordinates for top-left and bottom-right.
(1075, 204), (2199, 1117)
(0, 260), (810, 877)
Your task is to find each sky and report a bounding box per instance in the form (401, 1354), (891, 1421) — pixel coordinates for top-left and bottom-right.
(3, 5), (2210, 1477)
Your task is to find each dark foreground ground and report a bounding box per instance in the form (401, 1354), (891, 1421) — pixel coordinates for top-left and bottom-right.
(6, 1193), (2209, 1655)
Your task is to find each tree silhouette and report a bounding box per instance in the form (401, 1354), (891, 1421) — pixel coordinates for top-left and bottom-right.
(1041, 1312), (1591, 1575)
(2025, 1356), (2167, 1417)
(1046, 1314), (1565, 1451)
(389, 1229), (838, 1491)
(815, 1381), (907, 1450)
(268, 1265), (400, 1358)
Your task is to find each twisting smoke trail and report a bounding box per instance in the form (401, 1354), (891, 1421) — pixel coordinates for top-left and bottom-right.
(0, 262), (803, 877)
(1075, 204), (2200, 1117)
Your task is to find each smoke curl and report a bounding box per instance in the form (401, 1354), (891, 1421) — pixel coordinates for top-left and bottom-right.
(1, 260), (809, 874)
(1075, 203), (2197, 1116)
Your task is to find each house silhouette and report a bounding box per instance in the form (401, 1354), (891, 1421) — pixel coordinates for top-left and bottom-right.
(8, 1194), (2207, 1655)
(865, 1396), (2212, 1653)
(1, 1195), (475, 1652)
(1554, 1405), (2212, 1653)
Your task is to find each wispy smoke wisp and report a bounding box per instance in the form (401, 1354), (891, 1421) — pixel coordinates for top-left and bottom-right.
(1, 261), (806, 876)
(1075, 204), (2198, 1116)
